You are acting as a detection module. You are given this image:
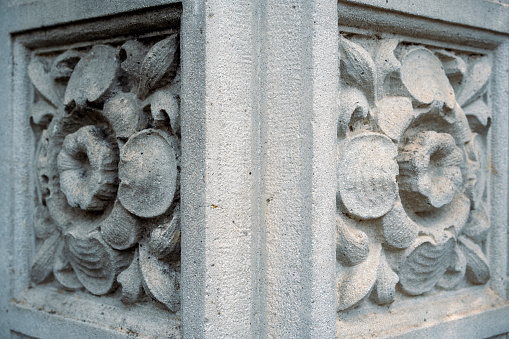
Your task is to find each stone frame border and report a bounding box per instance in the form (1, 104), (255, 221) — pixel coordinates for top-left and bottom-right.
(6, 4), (182, 338)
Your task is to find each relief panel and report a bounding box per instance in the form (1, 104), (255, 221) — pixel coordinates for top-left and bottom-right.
(29, 33), (182, 312)
(336, 33), (492, 311)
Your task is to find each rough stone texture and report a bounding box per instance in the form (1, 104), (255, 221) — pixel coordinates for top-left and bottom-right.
(1, 0), (509, 338)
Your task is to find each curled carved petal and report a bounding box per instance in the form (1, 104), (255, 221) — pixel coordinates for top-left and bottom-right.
(34, 205), (57, 239)
(462, 204), (490, 243)
(339, 37), (376, 101)
(30, 100), (55, 127)
(145, 87), (181, 134)
(118, 247), (144, 304)
(398, 234), (455, 295)
(139, 239), (181, 312)
(458, 235), (490, 285)
(337, 242), (380, 311)
(53, 241), (83, 290)
(456, 57), (491, 107)
(64, 45), (119, 108)
(30, 233), (60, 284)
(374, 96), (414, 143)
(28, 55), (61, 108)
(101, 200), (143, 250)
(437, 245), (466, 290)
(57, 125), (119, 211)
(118, 129), (178, 218)
(51, 50), (83, 82)
(66, 227), (132, 295)
(337, 132), (398, 219)
(381, 200), (419, 249)
(149, 206), (181, 260)
(398, 131), (462, 212)
(433, 49), (467, 80)
(374, 38), (401, 100)
(401, 47), (455, 110)
(464, 99), (491, 134)
(370, 251), (399, 305)
(336, 215), (369, 266)
(137, 34), (179, 100)
(103, 93), (147, 139)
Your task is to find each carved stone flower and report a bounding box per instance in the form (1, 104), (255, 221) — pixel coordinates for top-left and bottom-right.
(29, 35), (182, 311)
(57, 125), (119, 211)
(397, 131), (463, 212)
(335, 36), (491, 310)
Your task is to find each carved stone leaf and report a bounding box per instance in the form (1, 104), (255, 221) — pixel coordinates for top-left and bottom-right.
(374, 96), (414, 143)
(337, 132), (399, 219)
(381, 200), (419, 249)
(65, 227), (132, 295)
(30, 100), (56, 127)
(398, 234), (455, 295)
(145, 86), (181, 134)
(374, 39), (401, 100)
(118, 129), (178, 218)
(33, 205), (57, 239)
(51, 50), (83, 82)
(464, 133), (486, 209)
(456, 58), (491, 107)
(119, 40), (149, 91)
(433, 49), (467, 80)
(101, 200), (143, 250)
(137, 34), (179, 100)
(30, 233), (60, 284)
(53, 241), (83, 290)
(139, 239), (181, 312)
(118, 247), (144, 304)
(458, 235), (490, 285)
(464, 99), (491, 134)
(339, 37), (377, 101)
(337, 242), (380, 311)
(400, 47), (455, 109)
(462, 203), (489, 243)
(448, 103), (472, 145)
(336, 215), (370, 266)
(64, 45), (119, 108)
(437, 246), (466, 290)
(370, 251), (399, 305)
(28, 55), (62, 108)
(337, 87), (369, 139)
(149, 206), (181, 260)
(103, 92), (146, 140)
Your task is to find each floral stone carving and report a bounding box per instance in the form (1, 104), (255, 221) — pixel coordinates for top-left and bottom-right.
(29, 34), (181, 312)
(336, 35), (492, 311)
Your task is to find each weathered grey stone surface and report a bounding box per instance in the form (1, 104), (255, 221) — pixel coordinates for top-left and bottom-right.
(1, 0), (509, 338)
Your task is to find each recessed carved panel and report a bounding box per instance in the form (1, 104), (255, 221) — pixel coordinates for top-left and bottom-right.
(336, 34), (492, 311)
(30, 34), (181, 312)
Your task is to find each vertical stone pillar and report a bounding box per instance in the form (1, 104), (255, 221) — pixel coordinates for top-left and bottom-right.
(182, 0), (338, 337)
(181, 1), (260, 337)
(258, 1), (337, 338)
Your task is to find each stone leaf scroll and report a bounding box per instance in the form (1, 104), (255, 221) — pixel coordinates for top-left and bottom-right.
(29, 35), (182, 312)
(336, 35), (492, 311)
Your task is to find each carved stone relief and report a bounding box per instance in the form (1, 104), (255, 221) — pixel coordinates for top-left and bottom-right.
(336, 34), (492, 311)
(29, 34), (181, 312)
